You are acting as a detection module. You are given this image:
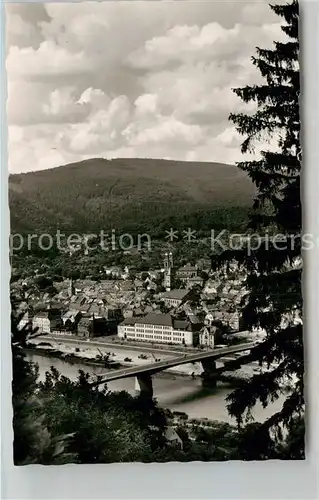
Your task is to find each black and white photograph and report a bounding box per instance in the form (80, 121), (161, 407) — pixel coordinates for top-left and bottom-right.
(6, 0), (304, 465)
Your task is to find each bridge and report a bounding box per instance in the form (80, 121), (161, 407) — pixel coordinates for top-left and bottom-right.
(91, 341), (258, 397)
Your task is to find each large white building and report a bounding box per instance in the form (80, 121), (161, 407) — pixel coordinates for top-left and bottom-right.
(118, 313), (194, 346)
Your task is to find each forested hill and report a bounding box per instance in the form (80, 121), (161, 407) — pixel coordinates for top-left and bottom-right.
(9, 158), (255, 235)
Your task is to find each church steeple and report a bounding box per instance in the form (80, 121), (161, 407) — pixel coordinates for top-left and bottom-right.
(163, 252), (173, 291)
(68, 277), (75, 297)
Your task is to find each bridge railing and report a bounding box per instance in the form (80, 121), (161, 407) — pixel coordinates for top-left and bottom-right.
(90, 341), (259, 386)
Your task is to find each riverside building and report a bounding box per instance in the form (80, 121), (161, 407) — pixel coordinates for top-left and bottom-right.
(117, 313), (194, 346)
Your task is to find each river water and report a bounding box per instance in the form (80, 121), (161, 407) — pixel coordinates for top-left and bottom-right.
(26, 351), (285, 424)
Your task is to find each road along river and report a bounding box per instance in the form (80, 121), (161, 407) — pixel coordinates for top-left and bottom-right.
(26, 348), (286, 424)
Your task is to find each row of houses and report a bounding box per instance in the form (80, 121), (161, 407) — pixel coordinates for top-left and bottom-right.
(16, 256), (249, 345)
(19, 302), (220, 347)
(18, 276), (243, 342)
(19, 305), (120, 338)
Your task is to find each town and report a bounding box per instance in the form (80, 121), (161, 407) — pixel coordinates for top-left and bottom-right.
(14, 252), (248, 349)
(4, 0), (306, 478)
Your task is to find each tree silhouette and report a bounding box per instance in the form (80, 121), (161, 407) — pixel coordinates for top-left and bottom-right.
(11, 296), (76, 464)
(213, 0), (304, 454)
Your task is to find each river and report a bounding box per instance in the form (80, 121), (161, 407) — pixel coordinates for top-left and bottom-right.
(26, 351), (285, 424)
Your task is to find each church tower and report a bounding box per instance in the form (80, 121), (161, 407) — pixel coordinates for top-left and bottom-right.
(163, 252), (173, 291)
(68, 277), (75, 298)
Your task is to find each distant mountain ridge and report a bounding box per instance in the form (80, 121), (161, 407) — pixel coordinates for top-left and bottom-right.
(9, 157), (255, 235)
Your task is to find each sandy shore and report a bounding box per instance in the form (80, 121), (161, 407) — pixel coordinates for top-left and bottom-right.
(30, 336), (204, 376)
(29, 335), (266, 380)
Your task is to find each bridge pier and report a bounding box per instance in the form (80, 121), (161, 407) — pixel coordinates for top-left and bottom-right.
(91, 342), (256, 392)
(134, 373), (154, 398)
(201, 359), (217, 388)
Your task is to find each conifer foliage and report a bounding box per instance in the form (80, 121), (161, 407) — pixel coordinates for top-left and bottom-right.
(216, 0), (304, 453)
(11, 299), (76, 465)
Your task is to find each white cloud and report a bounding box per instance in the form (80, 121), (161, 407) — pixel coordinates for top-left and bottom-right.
(127, 21), (283, 70)
(6, 13), (39, 48)
(134, 94), (159, 116)
(8, 124), (75, 173)
(42, 87), (90, 122)
(7, 42), (91, 79)
(6, 2), (284, 173)
(126, 116), (203, 147)
(8, 81), (93, 126)
(78, 87), (110, 107)
(65, 95), (133, 154)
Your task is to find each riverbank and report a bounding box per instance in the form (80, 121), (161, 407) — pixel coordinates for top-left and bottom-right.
(30, 336), (205, 377)
(24, 345), (122, 370)
(44, 334), (189, 355)
(27, 336), (265, 384)
(25, 342), (204, 379)
(31, 331), (268, 380)
(25, 343), (260, 387)
(25, 351), (286, 423)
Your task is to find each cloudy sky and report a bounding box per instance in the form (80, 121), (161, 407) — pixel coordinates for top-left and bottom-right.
(6, 1), (283, 173)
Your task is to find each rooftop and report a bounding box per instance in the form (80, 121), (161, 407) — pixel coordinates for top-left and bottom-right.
(179, 263), (197, 269)
(120, 313), (172, 327)
(63, 310), (80, 319)
(160, 289), (188, 300)
(121, 317), (136, 325)
(72, 303), (90, 312)
(137, 313), (173, 327)
(187, 314), (201, 324)
(177, 263), (197, 272)
(188, 276), (203, 282)
(34, 311), (49, 318)
(173, 319), (192, 331)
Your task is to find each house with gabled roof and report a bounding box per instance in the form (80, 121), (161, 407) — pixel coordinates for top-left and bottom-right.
(159, 289), (189, 308)
(32, 307), (62, 334)
(176, 263), (198, 280)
